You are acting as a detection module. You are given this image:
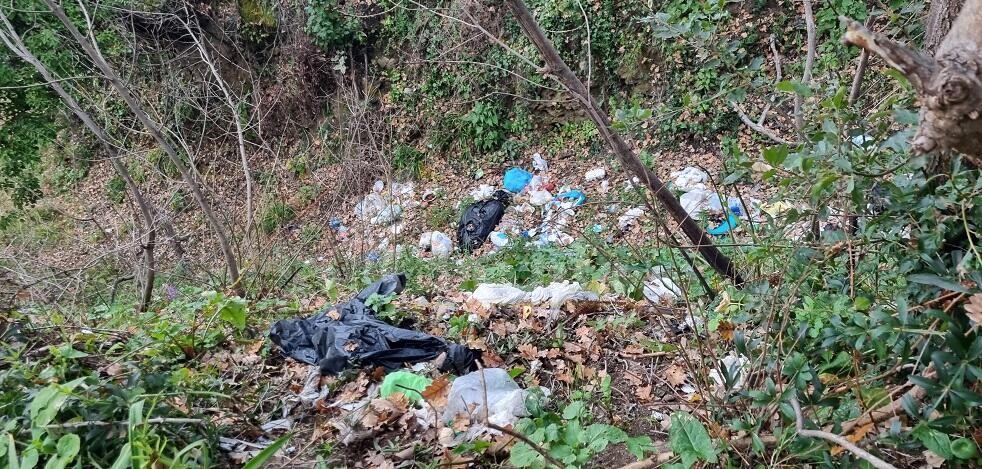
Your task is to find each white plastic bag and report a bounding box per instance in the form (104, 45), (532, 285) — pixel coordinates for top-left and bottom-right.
(679, 189), (722, 218)
(643, 276), (681, 303)
(617, 207), (645, 229)
(529, 190), (553, 206)
(472, 284), (529, 305)
(584, 167), (606, 182)
(444, 368), (529, 427)
(671, 166), (709, 192)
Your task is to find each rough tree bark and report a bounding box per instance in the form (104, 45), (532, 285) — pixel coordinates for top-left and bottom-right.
(842, 0), (982, 167)
(43, 0), (245, 295)
(505, 0), (744, 285)
(0, 11), (157, 311)
(925, 0), (966, 53)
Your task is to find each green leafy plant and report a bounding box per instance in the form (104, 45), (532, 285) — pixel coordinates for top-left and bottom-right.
(665, 412), (718, 468)
(511, 391), (654, 468)
(306, 0), (364, 51)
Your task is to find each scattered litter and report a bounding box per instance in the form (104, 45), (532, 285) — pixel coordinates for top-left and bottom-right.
(370, 204), (402, 226)
(591, 224), (604, 233)
(445, 368), (532, 428)
(528, 190), (553, 206)
(458, 190), (510, 252)
(355, 193), (387, 220)
(708, 212), (739, 236)
(761, 201), (796, 218)
(380, 371), (432, 403)
(490, 231), (509, 247)
(261, 418), (293, 435)
(584, 167), (606, 181)
(851, 134), (874, 147)
(469, 184), (496, 201)
(220, 436), (287, 465)
(504, 168), (533, 193)
(671, 166), (709, 192)
(269, 274), (479, 375)
(599, 180), (610, 194)
(555, 190), (587, 207)
(532, 153), (548, 172)
(365, 251), (381, 263)
(679, 188), (723, 218)
(473, 281), (598, 308)
(329, 217), (343, 230)
(372, 180), (385, 193)
(617, 207), (645, 230)
(419, 231), (453, 257)
(709, 354), (748, 391)
(643, 276), (681, 303)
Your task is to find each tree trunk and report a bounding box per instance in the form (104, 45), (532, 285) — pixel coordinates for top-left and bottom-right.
(925, 0), (966, 53)
(0, 11), (157, 311)
(504, 0), (744, 285)
(841, 0), (982, 167)
(43, 0), (245, 295)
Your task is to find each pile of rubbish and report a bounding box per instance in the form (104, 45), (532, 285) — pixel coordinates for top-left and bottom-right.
(264, 274), (550, 453)
(269, 274), (479, 375)
(670, 166), (754, 235)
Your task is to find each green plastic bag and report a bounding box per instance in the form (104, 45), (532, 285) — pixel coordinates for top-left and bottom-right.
(380, 371), (432, 403)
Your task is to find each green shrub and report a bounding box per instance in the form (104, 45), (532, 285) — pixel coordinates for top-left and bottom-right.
(306, 0), (364, 50)
(259, 200), (294, 234)
(106, 175), (126, 204)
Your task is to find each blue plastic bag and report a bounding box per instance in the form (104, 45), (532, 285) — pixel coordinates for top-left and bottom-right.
(503, 168), (533, 193)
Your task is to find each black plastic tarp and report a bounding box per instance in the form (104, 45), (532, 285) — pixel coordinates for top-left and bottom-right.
(268, 274), (479, 375)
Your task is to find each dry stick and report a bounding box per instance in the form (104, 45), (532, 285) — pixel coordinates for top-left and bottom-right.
(504, 0), (744, 285)
(44, 0), (244, 296)
(46, 417), (202, 429)
(789, 397), (898, 469)
(487, 422), (565, 469)
(847, 16), (875, 106)
(0, 12), (157, 312)
(794, 0), (816, 133)
(733, 102), (796, 145)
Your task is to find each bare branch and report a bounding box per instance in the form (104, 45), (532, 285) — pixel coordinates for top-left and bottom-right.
(794, 0), (816, 132)
(789, 396), (898, 469)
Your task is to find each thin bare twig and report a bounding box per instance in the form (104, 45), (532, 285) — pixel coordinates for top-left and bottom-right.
(733, 102), (797, 145)
(487, 422), (565, 469)
(794, 0), (816, 132)
(848, 16), (875, 106)
(789, 396), (897, 469)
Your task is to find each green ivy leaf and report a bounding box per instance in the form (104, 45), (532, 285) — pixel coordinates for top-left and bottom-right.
(625, 435), (655, 460)
(669, 412), (718, 468)
(219, 298), (248, 330)
(951, 438), (977, 459)
(763, 145), (788, 167)
(912, 425), (954, 459)
(509, 442), (544, 468)
(908, 274), (972, 293)
(776, 80), (812, 97)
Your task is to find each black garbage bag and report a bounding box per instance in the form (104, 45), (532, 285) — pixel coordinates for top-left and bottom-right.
(268, 273), (479, 375)
(458, 190), (510, 251)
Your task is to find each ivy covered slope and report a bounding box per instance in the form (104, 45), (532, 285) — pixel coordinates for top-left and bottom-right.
(0, 0), (980, 468)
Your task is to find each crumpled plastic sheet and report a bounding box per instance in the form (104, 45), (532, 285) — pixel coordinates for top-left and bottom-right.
(472, 281), (598, 308)
(269, 274), (479, 375)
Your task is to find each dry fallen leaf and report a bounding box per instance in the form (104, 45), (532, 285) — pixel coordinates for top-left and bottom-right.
(635, 385), (652, 402)
(624, 370), (644, 386)
(421, 375), (451, 409)
(831, 422), (874, 456)
(965, 293), (982, 328)
(481, 351), (505, 368)
(517, 344), (539, 360)
(664, 364), (687, 387)
(326, 309), (341, 321)
(717, 321), (735, 341)
(343, 340), (359, 352)
(622, 344), (645, 355)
